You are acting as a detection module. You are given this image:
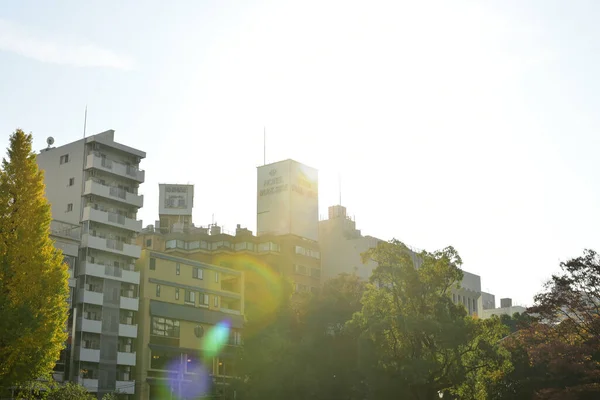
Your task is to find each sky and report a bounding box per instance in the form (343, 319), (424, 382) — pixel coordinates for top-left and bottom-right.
(1, 0), (599, 306)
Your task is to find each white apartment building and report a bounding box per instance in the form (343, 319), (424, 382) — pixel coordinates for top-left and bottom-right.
(38, 130), (144, 399)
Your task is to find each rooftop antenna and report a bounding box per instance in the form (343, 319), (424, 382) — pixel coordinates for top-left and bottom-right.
(338, 173), (342, 206)
(263, 126), (266, 165)
(83, 105), (88, 138)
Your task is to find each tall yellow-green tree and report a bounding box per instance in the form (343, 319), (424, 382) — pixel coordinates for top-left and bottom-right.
(0, 129), (69, 388)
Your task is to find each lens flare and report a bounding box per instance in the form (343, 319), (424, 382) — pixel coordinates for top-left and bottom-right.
(203, 320), (231, 358)
(211, 253), (289, 336)
(164, 358), (211, 399)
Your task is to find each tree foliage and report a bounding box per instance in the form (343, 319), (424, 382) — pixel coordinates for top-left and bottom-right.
(15, 381), (94, 400)
(0, 130), (70, 389)
(350, 240), (510, 399)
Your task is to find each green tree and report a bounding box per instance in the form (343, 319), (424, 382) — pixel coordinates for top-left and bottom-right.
(15, 381), (94, 400)
(230, 274), (368, 400)
(350, 240), (509, 399)
(0, 129), (70, 389)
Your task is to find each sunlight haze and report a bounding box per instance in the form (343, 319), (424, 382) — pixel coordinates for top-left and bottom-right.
(2, 0), (599, 306)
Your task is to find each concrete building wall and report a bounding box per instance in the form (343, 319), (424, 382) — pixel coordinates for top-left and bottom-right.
(481, 292), (496, 310)
(38, 139), (86, 224)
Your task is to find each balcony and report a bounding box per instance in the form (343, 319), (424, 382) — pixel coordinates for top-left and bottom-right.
(80, 317), (102, 333)
(81, 234), (141, 258)
(86, 153), (145, 183)
(82, 206), (142, 232)
(118, 323), (138, 338)
(84, 179), (143, 208)
(220, 308), (242, 316)
(120, 296), (139, 311)
(117, 351), (136, 366)
(78, 378), (99, 392)
(115, 380), (135, 395)
(79, 261), (140, 284)
(78, 347), (100, 363)
(77, 288), (104, 306)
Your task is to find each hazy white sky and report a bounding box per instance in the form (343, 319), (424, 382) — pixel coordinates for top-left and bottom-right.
(2, 0), (599, 305)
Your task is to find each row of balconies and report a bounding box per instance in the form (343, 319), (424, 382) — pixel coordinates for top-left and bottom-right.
(75, 347), (136, 366)
(84, 180), (143, 208)
(85, 152), (145, 183)
(77, 378), (135, 395)
(79, 261), (140, 285)
(82, 206), (142, 233)
(78, 317), (138, 338)
(77, 288), (139, 310)
(81, 234), (141, 259)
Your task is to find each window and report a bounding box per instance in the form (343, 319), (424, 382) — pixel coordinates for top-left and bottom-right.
(176, 263), (180, 275)
(151, 317), (180, 338)
(156, 285), (161, 297)
(295, 283), (308, 293)
(68, 177), (75, 186)
(258, 242), (279, 253)
(202, 294), (209, 306)
(146, 239), (152, 247)
(294, 265), (308, 275)
(215, 272), (219, 283)
(60, 154), (69, 164)
(193, 267), (203, 280)
(149, 258), (156, 270)
(295, 246), (320, 259)
(185, 290), (196, 304)
(66, 203), (73, 212)
(214, 296), (219, 307)
(175, 288), (180, 300)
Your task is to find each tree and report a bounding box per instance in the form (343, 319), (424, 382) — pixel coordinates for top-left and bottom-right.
(350, 240), (510, 399)
(230, 274), (368, 400)
(510, 249), (600, 399)
(0, 129), (70, 389)
(15, 381), (94, 400)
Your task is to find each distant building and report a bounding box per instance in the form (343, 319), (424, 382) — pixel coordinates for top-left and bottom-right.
(319, 205), (483, 316)
(480, 298), (526, 319)
(134, 249), (244, 400)
(38, 130), (145, 398)
(257, 159), (319, 241)
(318, 205), (382, 281)
(451, 271), (482, 317)
(481, 292), (496, 310)
(158, 184), (194, 233)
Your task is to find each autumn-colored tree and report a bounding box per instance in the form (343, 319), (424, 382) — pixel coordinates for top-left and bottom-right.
(503, 249), (600, 399)
(0, 129), (70, 389)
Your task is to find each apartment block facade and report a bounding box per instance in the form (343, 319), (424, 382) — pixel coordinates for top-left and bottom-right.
(134, 250), (244, 400)
(139, 223), (322, 303)
(38, 130), (145, 399)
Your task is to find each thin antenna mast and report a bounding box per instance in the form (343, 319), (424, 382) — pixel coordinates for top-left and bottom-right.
(338, 173), (342, 206)
(263, 126), (266, 165)
(83, 105), (88, 138)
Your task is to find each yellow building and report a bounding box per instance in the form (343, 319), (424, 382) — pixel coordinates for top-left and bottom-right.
(135, 249), (244, 400)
